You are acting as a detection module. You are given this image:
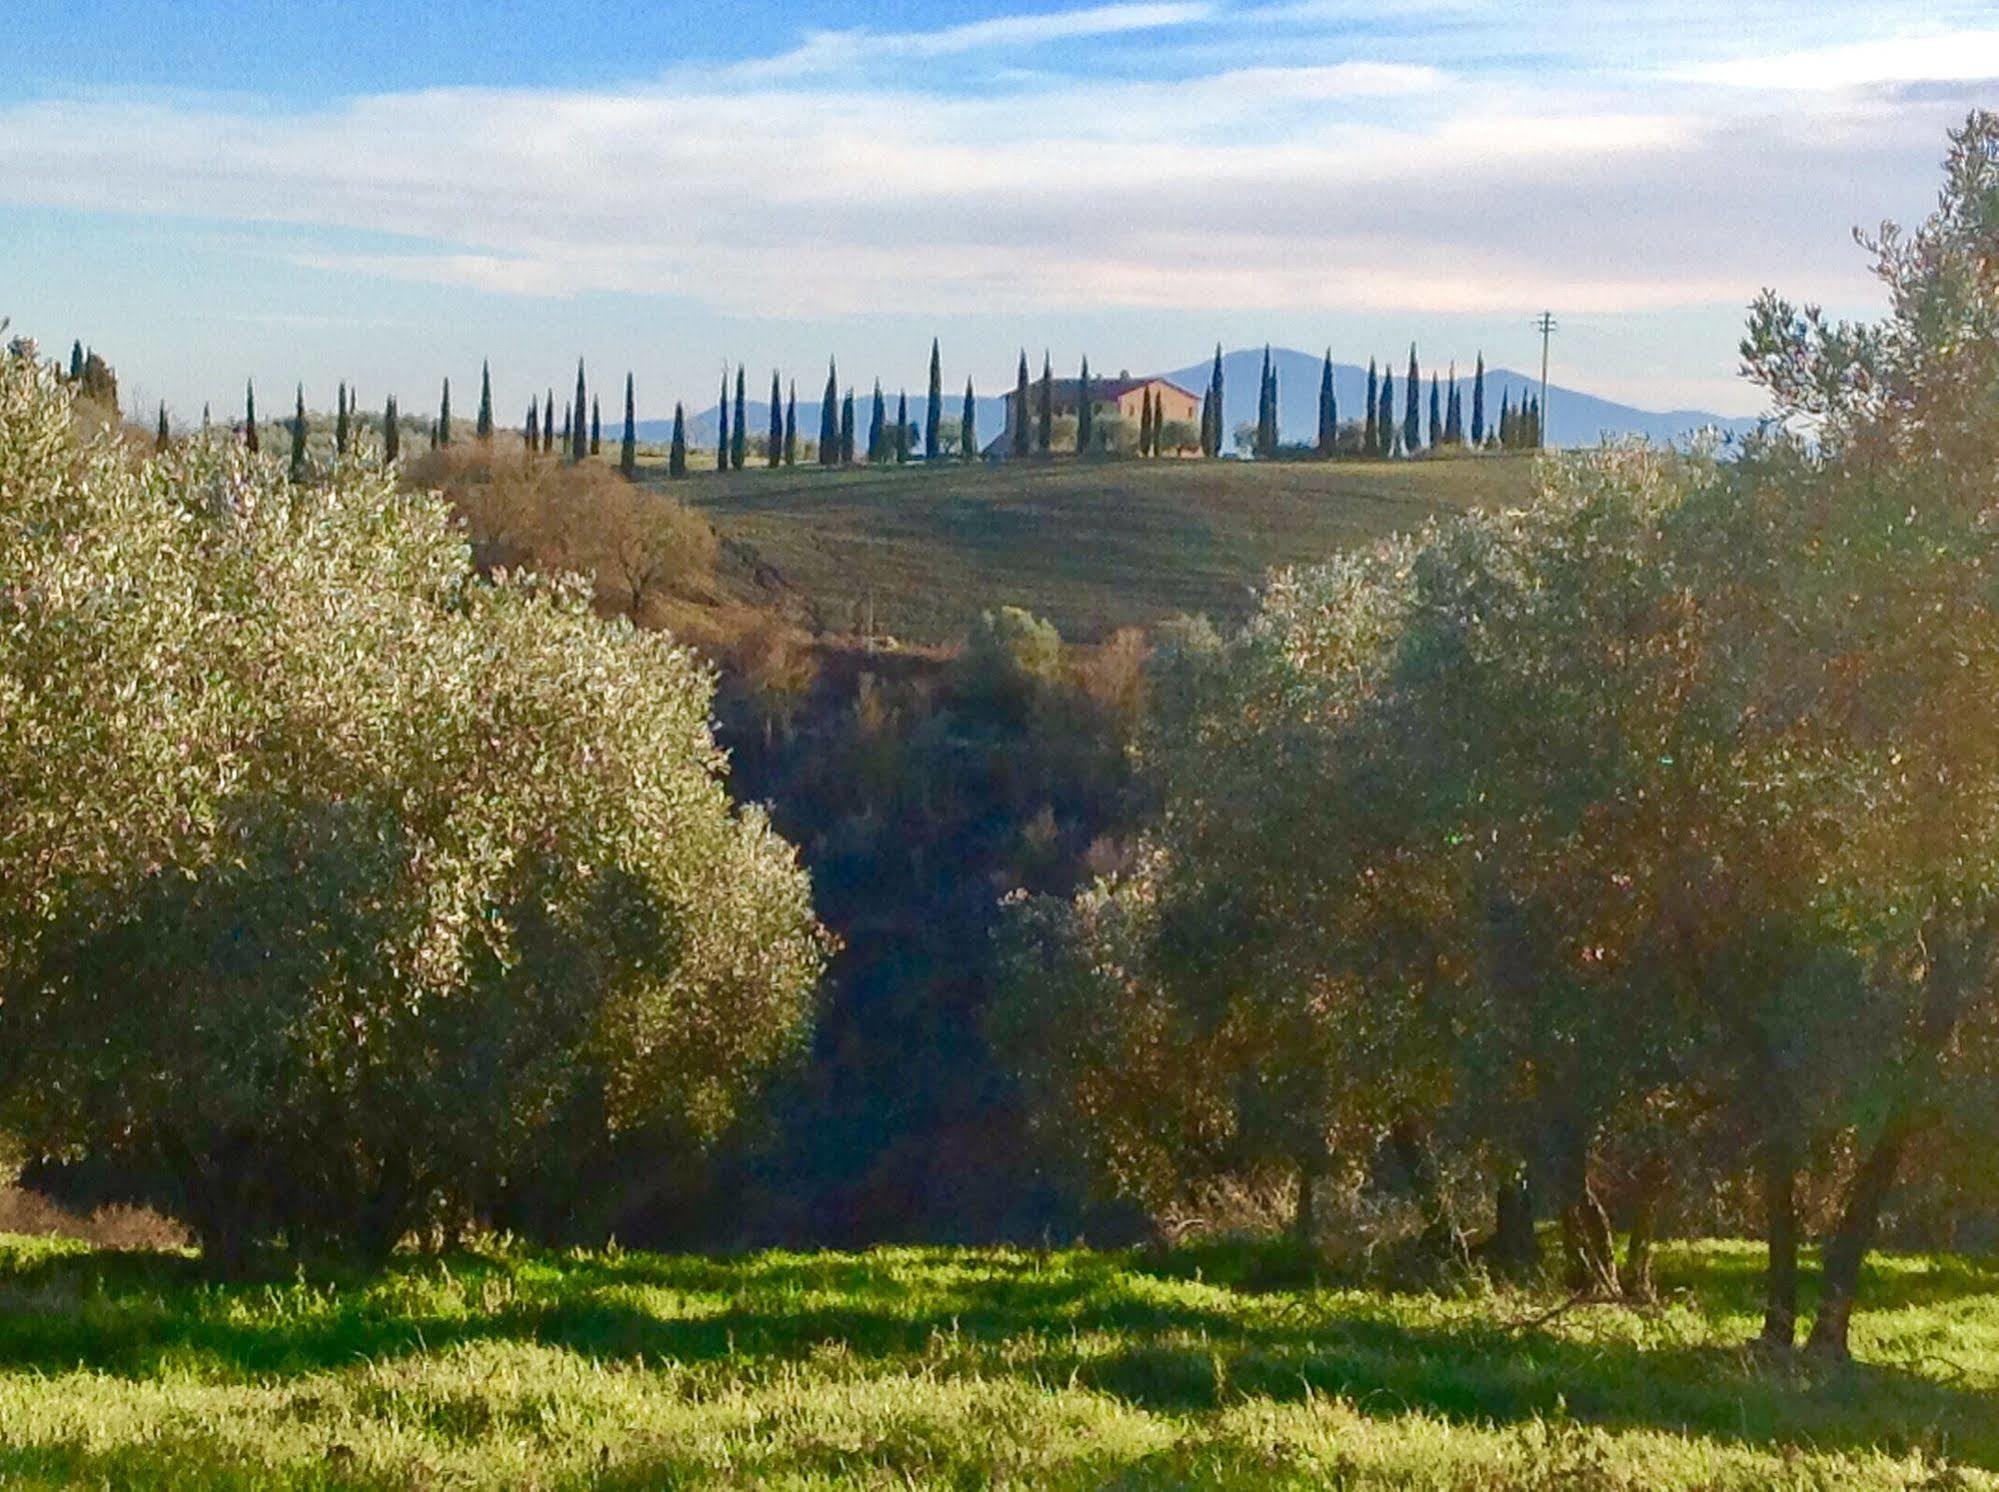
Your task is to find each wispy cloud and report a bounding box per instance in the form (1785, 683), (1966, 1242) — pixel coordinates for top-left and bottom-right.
(748, 1), (1214, 77)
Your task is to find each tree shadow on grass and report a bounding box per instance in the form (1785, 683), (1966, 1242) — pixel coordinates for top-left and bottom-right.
(2, 1241), (1995, 1473)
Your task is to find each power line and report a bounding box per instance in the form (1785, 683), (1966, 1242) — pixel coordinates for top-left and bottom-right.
(1534, 312), (1557, 450)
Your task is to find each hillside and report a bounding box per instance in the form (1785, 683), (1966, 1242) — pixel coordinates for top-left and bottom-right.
(647, 453), (1541, 644)
(3, 1234), (1995, 1489)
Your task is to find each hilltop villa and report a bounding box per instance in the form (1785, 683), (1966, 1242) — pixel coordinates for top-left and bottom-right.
(991, 372), (1202, 454)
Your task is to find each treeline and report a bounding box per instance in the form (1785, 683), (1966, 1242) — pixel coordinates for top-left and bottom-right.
(988, 116), (1999, 1363)
(165, 335), (1535, 491)
(1242, 344), (1538, 460)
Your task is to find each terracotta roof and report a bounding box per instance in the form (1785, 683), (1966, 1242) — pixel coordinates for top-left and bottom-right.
(1008, 376), (1199, 409)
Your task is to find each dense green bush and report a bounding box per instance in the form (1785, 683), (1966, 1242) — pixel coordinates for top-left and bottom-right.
(0, 347), (827, 1267)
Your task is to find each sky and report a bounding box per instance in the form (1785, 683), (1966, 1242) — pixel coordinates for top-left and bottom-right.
(0, 1), (1991, 425)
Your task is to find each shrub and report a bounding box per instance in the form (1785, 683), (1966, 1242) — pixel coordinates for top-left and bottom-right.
(409, 443), (718, 623)
(0, 351), (827, 1268)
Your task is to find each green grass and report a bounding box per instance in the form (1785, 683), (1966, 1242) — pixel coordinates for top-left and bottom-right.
(651, 455), (1539, 644)
(2, 1236), (1995, 1488)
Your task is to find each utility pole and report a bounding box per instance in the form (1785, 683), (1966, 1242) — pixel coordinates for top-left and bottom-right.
(1534, 311), (1557, 450)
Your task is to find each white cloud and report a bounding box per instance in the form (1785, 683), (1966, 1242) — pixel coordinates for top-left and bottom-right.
(0, 0), (1966, 342)
(1679, 27), (1999, 91)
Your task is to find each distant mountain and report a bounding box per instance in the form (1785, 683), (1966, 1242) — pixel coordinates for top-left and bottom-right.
(629, 350), (1756, 453)
(1161, 349), (1759, 450)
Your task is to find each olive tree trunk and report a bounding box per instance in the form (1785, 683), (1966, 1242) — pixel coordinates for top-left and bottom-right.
(1806, 1120), (1912, 1361)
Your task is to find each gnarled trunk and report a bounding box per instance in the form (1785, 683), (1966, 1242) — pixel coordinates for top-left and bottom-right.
(1560, 1185), (1619, 1296)
(1547, 1121), (1617, 1296)
(1759, 1139), (1800, 1352)
(1618, 1151), (1670, 1301)
(1389, 1115), (1467, 1265)
(1806, 1120), (1912, 1361)
(1487, 1161), (1540, 1281)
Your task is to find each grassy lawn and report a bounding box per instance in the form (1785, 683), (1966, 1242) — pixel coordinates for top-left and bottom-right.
(2, 1237), (1995, 1489)
(650, 455), (1539, 644)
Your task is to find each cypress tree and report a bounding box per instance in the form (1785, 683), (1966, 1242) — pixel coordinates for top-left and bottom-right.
(842, 390), (858, 466)
(1403, 344), (1420, 454)
(731, 365), (746, 470)
(477, 360), (494, 440)
(1076, 357), (1093, 454)
(1266, 359), (1279, 455)
(1498, 388), (1513, 448)
(1139, 388), (1153, 456)
(383, 395), (400, 464)
(1256, 345), (1273, 457)
(543, 390), (554, 453)
(819, 360), (839, 466)
(670, 403), (688, 476)
(244, 380), (259, 454)
(68, 341), (85, 381)
(1199, 385), (1212, 458)
(1530, 396), (1543, 448)
(439, 378), (452, 447)
(526, 398), (539, 451)
(893, 390), (907, 463)
(784, 381), (798, 466)
(1378, 368), (1395, 456)
(1254, 355), (1266, 455)
(290, 385), (308, 483)
(1363, 360), (1377, 456)
(1038, 352), (1053, 454)
(568, 361), (585, 462)
(1318, 349), (1336, 457)
(962, 377), (977, 460)
(717, 371), (730, 472)
(868, 381), (886, 463)
(590, 396), (601, 456)
(156, 402), (170, 453)
(334, 382), (349, 457)
(1471, 353), (1487, 446)
(1013, 350), (1031, 457)
(1202, 344), (1221, 457)
(1445, 361), (1461, 445)
(768, 371), (784, 468)
(621, 373), (638, 479)
(202, 403), (211, 432)
(1429, 373), (1441, 451)
(925, 337), (943, 459)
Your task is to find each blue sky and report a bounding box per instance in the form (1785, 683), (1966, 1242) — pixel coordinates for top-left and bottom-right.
(2, 1), (1992, 425)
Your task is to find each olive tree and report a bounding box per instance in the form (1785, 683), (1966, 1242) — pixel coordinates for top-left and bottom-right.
(0, 349), (827, 1268)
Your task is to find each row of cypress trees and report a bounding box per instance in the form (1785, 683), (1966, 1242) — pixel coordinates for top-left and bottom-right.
(219, 341), (1542, 484)
(1348, 346), (1540, 458)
